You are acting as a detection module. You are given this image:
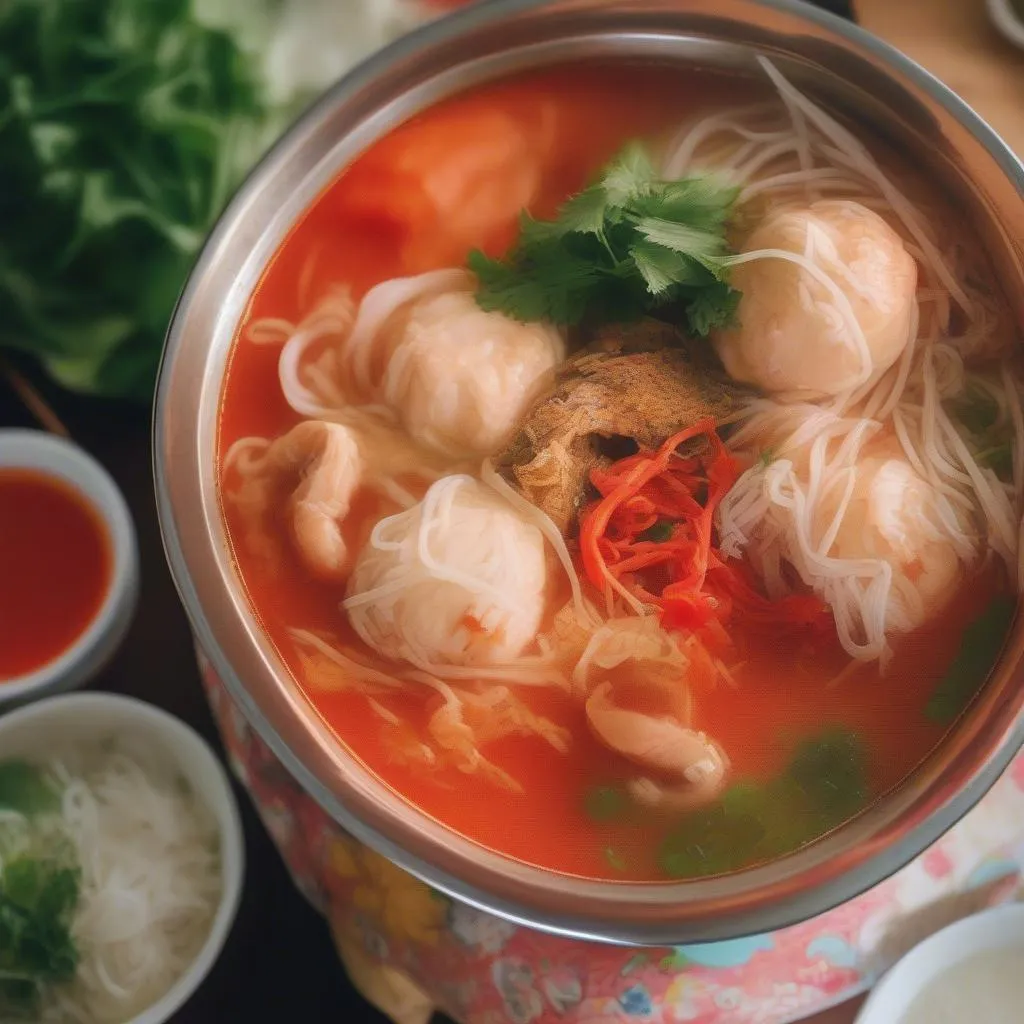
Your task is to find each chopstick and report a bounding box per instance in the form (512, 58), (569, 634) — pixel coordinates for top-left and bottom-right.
(0, 357), (71, 438)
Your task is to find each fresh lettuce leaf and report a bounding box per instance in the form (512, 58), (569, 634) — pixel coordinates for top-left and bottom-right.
(0, 0), (418, 402)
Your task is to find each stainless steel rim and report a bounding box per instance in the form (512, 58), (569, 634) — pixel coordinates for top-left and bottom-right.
(154, 0), (1024, 945)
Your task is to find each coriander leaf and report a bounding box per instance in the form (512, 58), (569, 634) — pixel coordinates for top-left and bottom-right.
(469, 141), (742, 332)
(36, 868), (79, 924)
(632, 176), (739, 229)
(600, 141), (655, 205)
(3, 860), (45, 915)
(630, 239), (708, 296)
(685, 281), (741, 337)
(0, 852), (80, 1018)
(558, 185), (610, 237)
(634, 216), (731, 273)
(927, 596), (1016, 724)
(0, 763), (57, 817)
(469, 244), (605, 326)
(517, 212), (572, 248)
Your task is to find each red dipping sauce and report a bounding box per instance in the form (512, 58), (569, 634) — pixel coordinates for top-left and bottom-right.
(0, 469), (112, 679)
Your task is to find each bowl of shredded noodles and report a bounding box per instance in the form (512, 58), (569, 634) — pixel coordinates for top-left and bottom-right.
(0, 692), (244, 1023)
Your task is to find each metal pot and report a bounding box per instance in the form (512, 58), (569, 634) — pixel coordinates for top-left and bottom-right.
(154, 0), (1024, 946)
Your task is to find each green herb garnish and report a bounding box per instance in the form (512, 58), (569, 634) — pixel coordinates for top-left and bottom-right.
(0, 855), (80, 1016)
(469, 142), (741, 337)
(658, 726), (871, 878)
(927, 596), (1016, 725)
(0, 762), (58, 817)
(0, 0), (331, 401)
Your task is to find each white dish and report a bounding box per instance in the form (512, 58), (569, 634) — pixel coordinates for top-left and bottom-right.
(0, 691), (246, 1024)
(988, 0), (1024, 49)
(855, 902), (1024, 1024)
(0, 429), (139, 704)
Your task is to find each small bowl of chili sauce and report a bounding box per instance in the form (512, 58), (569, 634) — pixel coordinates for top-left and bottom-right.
(0, 429), (138, 704)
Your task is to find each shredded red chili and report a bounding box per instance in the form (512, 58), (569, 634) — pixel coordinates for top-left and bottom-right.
(578, 420), (830, 645)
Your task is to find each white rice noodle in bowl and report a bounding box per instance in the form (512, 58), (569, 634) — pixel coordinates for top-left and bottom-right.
(0, 694), (242, 1024)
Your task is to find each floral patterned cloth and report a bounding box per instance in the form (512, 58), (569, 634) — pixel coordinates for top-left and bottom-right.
(199, 650), (1024, 1024)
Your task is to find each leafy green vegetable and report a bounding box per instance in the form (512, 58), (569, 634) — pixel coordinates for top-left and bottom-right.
(787, 726), (869, 825)
(658, 727), (871, 879)
(0, 762), (58, 817)
(0, 855), (80, 1017)
(658, 796), (768, 879)
(927, 596), (1016, 725)
(0, 0), (336, 401)
(947, 384), (1016, 484)
(470, 142), (741, 337)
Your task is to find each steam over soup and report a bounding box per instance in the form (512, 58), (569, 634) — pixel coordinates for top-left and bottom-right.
(218, 61), (1020, 881)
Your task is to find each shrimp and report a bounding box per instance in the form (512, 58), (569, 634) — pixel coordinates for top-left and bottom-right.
(265, 420), (363, 581)
(585, 681), (729, 812)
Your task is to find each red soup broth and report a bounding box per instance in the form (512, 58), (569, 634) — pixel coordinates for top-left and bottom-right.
(218, 63), (1008, 881)
(0, 469), (111, 679)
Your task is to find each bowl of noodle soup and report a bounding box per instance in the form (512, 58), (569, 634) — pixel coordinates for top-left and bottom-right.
(156, 0), (1024, 945)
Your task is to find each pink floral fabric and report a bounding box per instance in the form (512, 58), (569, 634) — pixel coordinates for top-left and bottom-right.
(199, 649), (1024, 1024)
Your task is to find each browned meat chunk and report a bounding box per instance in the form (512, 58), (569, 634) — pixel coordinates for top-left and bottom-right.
(496, 321), (748, 533)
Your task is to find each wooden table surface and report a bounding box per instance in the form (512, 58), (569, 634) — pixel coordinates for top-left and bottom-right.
(1, 1), (1020, 1022)
(859, 0), (1024, 158)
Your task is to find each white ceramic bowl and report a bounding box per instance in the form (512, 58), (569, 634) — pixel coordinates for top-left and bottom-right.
(0, 691), (246, 1024)
(988, 0), (1024, 48)
(855, 902), (1024, 1023)
(0, 429), (139, 704)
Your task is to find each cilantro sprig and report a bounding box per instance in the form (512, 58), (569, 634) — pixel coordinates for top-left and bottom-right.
(469, 142), (741, 337)
(0, 761), (80, 1017)
(0, 0), (323, 401)
(0, 856), (81, 1016)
